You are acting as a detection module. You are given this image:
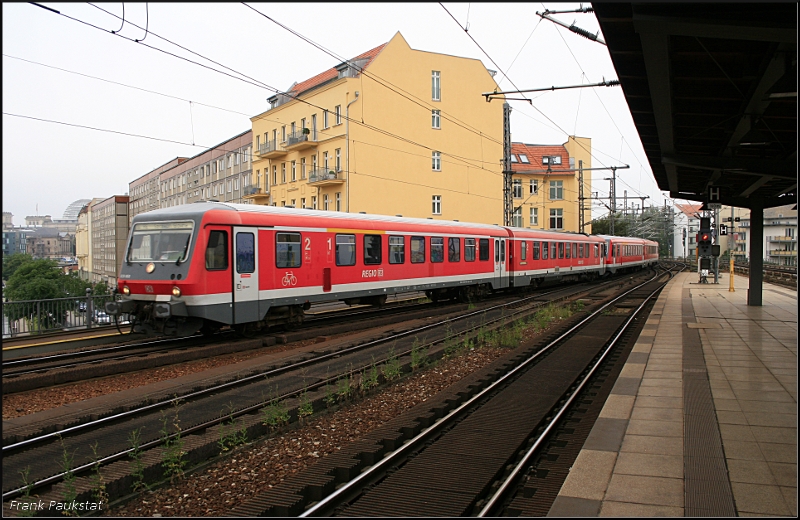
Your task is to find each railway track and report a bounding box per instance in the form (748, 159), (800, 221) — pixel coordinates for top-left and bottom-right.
(1, 270), (653, 512)
(1, 295), (438, 393)
(225, 265), (679, 516)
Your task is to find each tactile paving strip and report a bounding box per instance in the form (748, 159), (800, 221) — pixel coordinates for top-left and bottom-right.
(682, 290), (736, 516)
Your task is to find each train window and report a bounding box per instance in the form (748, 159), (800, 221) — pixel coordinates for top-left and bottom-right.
(594, 244), (598, 258)
(236, 232), (255, 273)
(585, 244), (590, 258)
(558, 242), (564, 259)
(411, 236), (425, 263)
(533, 241), (540, 260)
(335, 234), (356, 266)
(572, 243), (577, 258)
(364, 235), (382, 265)
(448, 237), (460, 262)
(500, 240), (505, 263)
(389, 236), (405, 264)
(205, 230), (228, 270)
(465, 238), (476, 261)
(276, 233), (302, 268)
(542, 242), (548, 260)
(431, 237), (444, 263)
(521, 241), (527, 261)
(551, 243), (557, 259)
(479, 238), (489, 261)
(565, 243), (570, 259)
(130, 221), (194, 263)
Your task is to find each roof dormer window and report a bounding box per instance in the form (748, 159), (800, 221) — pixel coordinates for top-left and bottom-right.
(510, 155), (518, 163)
(519, 154), (529, 164)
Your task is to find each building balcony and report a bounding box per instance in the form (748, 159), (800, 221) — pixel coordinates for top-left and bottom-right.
(308, 169), (345, 186)
(284, 130), (317, 151)
(768, 250), (797, 257)
(767, 235), (796, 243)
(255, 139), (286, 159)
(242, 186), (271, 204)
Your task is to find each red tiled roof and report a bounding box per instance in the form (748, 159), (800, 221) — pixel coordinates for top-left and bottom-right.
(510, 143), (572, 174)
(288, 43), (387, 97)
(675, 203), (703, 218)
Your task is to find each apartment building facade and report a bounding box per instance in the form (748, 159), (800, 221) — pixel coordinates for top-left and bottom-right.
(248, 32), (504, 223)
(156, 131), (253, 211)
(508, 138), (592, 232)
(90, 195), (129, 286)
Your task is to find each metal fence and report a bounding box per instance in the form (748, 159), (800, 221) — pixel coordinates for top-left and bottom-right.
(2, 293), (130, 338)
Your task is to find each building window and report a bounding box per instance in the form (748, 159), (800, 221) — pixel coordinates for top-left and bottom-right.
(291, 160), (296, 182)
(432, 110), (440, 129)
(324, 194), (329, 211)
(550, 208), (563, 230)
(510, 154), (518, 163)
(513, 179), (523, 198)
(432, 151), (441, 171)
(530, 179), (538, 195)
(272, 166), (277, 186)
(301, 198), (306, 209)
(323, 151), (329, 171)
(335, 105), (341, 125)
(323, 110), (329, 129)
(549, 180), (563, 200)
(512, 208), (522, 227)
(530, 207), (538, 226)
(519, 154), (529, 164)
(312, 196), (317, 210)
(335, 149), (341, 172)
(281, 125), (286, 142)
(281, 163), (286, 183)
(432, 70), (440, 101)
(432, 195), (441, 215)
(336, 192), (341, 211)
(301, 157), (306, 179)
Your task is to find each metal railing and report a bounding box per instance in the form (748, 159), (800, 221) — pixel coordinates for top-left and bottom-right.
(285, 129), (313, 147)
(257, 139), (280, 155)
(2, 294), (129, 338)
(308, 168), (339, 183)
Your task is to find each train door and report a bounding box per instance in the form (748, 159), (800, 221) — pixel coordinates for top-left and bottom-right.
(494, 238), (509, 289)
(232, 227), (259, 324)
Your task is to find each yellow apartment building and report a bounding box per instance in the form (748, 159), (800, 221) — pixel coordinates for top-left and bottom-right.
(248, 32), (504, 224)
(510, 137), (592, 233)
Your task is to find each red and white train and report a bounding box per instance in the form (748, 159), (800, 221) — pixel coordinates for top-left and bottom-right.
(106, 202), (659, 335)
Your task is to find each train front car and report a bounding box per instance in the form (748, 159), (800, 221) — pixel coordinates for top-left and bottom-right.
(106, 203), (224, 336)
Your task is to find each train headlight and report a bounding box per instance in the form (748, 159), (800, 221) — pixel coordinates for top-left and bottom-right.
(172, 286), (182, 297)
(146, 263), (156, 273)
(122, 285), (130, 295)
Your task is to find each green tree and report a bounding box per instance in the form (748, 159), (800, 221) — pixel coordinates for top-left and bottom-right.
(590, 213), (630, 236)
(5, 259), (63, 301)
(2, 253), (33, 282)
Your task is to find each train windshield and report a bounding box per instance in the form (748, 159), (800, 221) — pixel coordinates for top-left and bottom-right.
(128, 221), (195, 263)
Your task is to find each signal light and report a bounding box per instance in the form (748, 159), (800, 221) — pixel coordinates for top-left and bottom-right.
(700, 233), (710, 242)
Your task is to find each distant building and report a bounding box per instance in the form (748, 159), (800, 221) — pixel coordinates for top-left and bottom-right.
(75, 198), (105, 281)
(509, 138), (592, 232)
(25, 228), (74, 260)
(90, 195), (129, 286)
(2, 212), (13, 229)
(674, 203), (703, 259)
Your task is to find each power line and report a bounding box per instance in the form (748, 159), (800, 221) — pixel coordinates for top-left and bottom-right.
(42, 4), (504, 176)
(241, 3), (503, 147)
(3, 53), (254, 118)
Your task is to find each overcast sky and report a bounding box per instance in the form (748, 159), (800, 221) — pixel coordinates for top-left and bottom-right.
(3, 2), (672, 226)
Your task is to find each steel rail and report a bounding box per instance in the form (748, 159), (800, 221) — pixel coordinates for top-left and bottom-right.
(300, 268), (667, 517)
(477, 266), (680, 516)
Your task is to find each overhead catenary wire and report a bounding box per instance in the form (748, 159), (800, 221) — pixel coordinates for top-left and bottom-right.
(37, 3), (504, 178)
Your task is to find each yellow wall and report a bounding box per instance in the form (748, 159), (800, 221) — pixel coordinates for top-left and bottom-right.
(513, 136), (592, 233)
(250, 32), (504, 225)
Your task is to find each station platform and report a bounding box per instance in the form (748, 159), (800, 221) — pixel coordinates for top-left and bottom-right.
(548, 271), (797, 517)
